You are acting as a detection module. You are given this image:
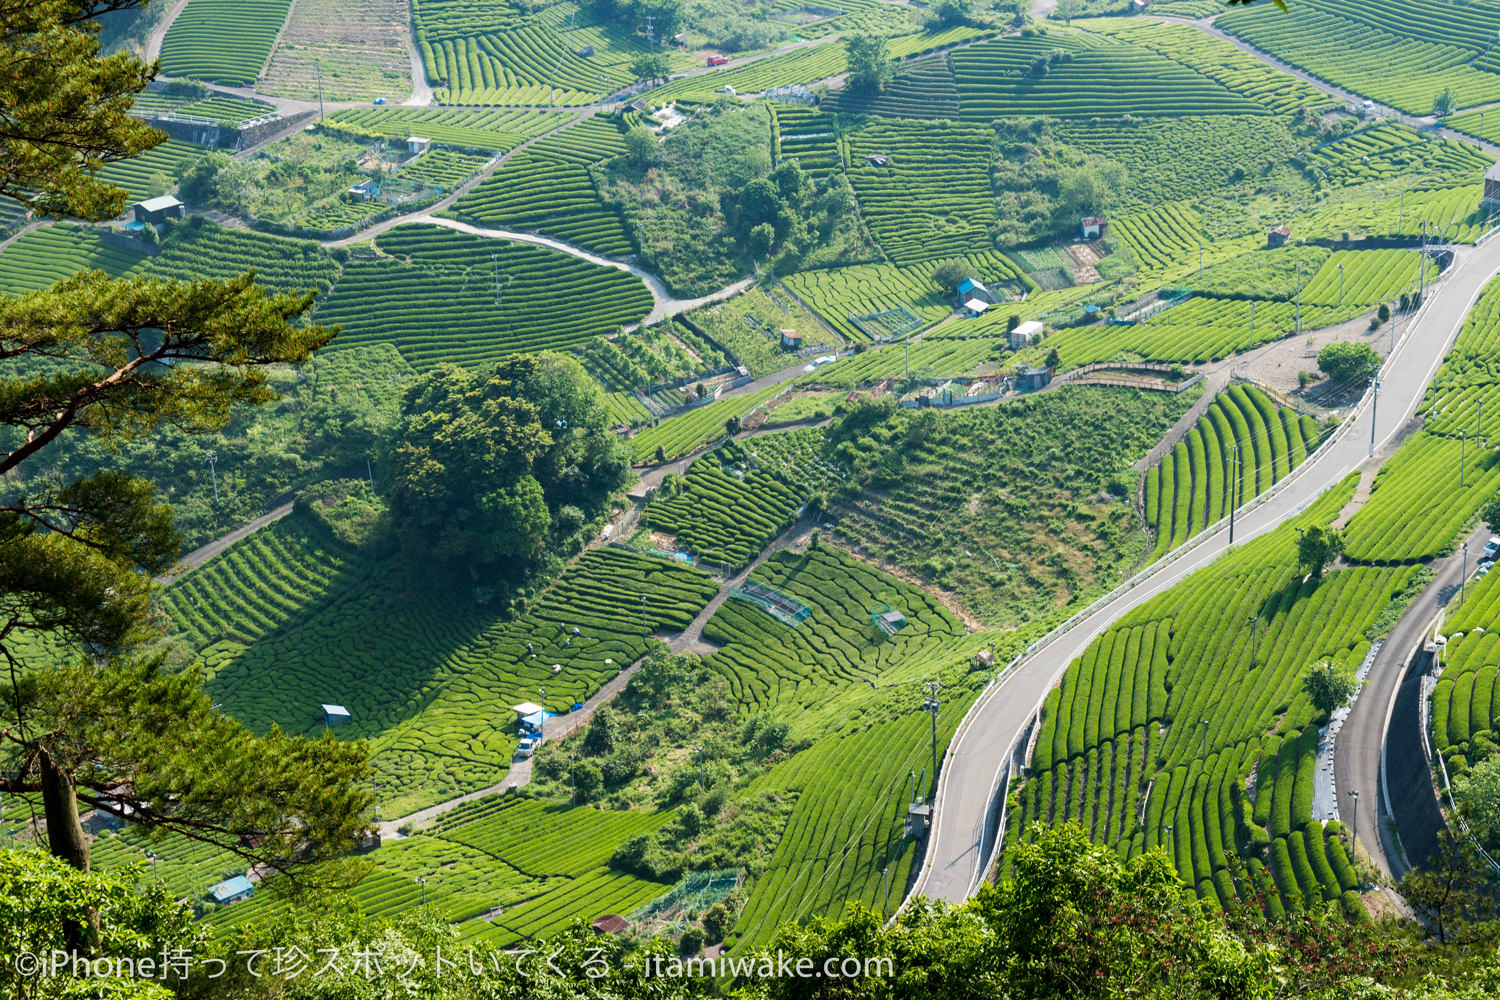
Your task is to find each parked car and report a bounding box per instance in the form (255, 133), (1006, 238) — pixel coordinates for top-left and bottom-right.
(1484, 536), (1500, 561)
(515, 737), (538, 759)
(373, 97), (386, 105)
(706, 55), (728, 66)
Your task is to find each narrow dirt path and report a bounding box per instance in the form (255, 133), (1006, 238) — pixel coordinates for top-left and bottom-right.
(1131, 370), (1229, 472)
(418, 216), (754, 322)
(670, 517), (819, 655)
(401, 17), (434, 106)
(155, 503), (294, 583)
(378, 657), (646, 838)
(1177, 15), (1500, 154)
(321, 111), (591, 248)
(144, 0), (191, 64)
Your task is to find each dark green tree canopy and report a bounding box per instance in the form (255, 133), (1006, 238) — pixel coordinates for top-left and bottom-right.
(0, 0), (364, 894)
(386, 353), (628, 576)
(846, 33), (894, 93)
(1297, 524), (1344, 579)
(1317, 340), (1380, 387)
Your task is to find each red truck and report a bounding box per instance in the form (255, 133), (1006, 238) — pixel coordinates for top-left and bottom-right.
(706, 55), (728, 66)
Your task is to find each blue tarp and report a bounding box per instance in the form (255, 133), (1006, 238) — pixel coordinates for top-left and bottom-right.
(521, 710), (557, 728)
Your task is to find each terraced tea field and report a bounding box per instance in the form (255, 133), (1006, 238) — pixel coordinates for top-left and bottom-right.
(413, 0), (676, 105)
(159, 0), (295, 86)
(1096, 20), (1341, 115)
(1432, 564), (1500, 776)
(141, 221), (340, 291)
(844, 120), (998, 265)
(1010, 476), (1411, 915)
(1145, 385), (1326, 558)
(951, 33), (1266, 120)
(0, 224), (140, 294)
(644, 429), (841, 569)
(313, 223), (653, 370)
(92, 139), (209, 203)
(187, 527), (717, 814)
(1216, 0), (1500, 114)
(326, 108), (567, 153)
(206, 795), (675, 945)
(801, 337), (999, 388)
(628, 383), (785, 463)
(1308, 122), (1494, 189)
(449, 115), (635, 257)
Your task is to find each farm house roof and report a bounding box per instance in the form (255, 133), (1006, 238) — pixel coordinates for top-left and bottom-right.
(209, 875), (253, 902)
(964, 298), (990, 314)
(511, 702), (544, 717)
(135, 195), (182, 212)
(321, 703), (349, 718)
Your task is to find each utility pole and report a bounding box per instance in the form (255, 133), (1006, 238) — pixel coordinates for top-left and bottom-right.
(920, 681), (941, 792)
(205, 451), (218, 504)
(1338, 262), (1344, 307)
(367, 457), (375, 491)
(1463, 541), (1470, 604)
(539, 684), (546, 742)
(1165, 823), (1174, 859)
(1248, 616), (1260, 669)
(1347, 788), (1360, 857)
(1369, 380), (1380, 458)
(881, 866), (890, 917)
(1200, 719), (1209, 756)
(417, 877), (427, 906)
(492, 253), (501, 305)
(1295, 260), (1303, 334)
(1228, 444), (1240, 543)
(148, 852), (157, 881)
(316, 65), (325, 122)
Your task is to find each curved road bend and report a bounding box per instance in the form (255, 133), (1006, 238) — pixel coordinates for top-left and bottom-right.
(1335, 524), (1489, 879)
(913, 234), (1500, 905)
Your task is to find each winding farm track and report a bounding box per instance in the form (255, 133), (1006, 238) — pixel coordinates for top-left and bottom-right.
(1176, 15), (1500, 156)
(912, 233), (1500, 905)
(143, 0), (191, 64)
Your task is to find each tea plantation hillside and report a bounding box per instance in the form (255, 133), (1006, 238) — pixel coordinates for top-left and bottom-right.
(171, 522), (718, 815)
(16, 0), (1500, 972)
(314, 223), (655, 370)
(1010, 476), (1414, 915)
(1012, 279), (1500, 918)
(1145, 385), (1330, 557)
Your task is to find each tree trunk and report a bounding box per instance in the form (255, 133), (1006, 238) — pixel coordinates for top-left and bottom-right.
(39, 749), (98, 953)
(39, 750), (90, 872)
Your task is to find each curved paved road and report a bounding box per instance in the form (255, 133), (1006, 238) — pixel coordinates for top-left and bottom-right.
(913, 233), (1500, 904)
(1334, 523), (1487, 879)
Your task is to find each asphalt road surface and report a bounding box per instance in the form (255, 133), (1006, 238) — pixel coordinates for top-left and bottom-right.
(913, 233), (1500, 904)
